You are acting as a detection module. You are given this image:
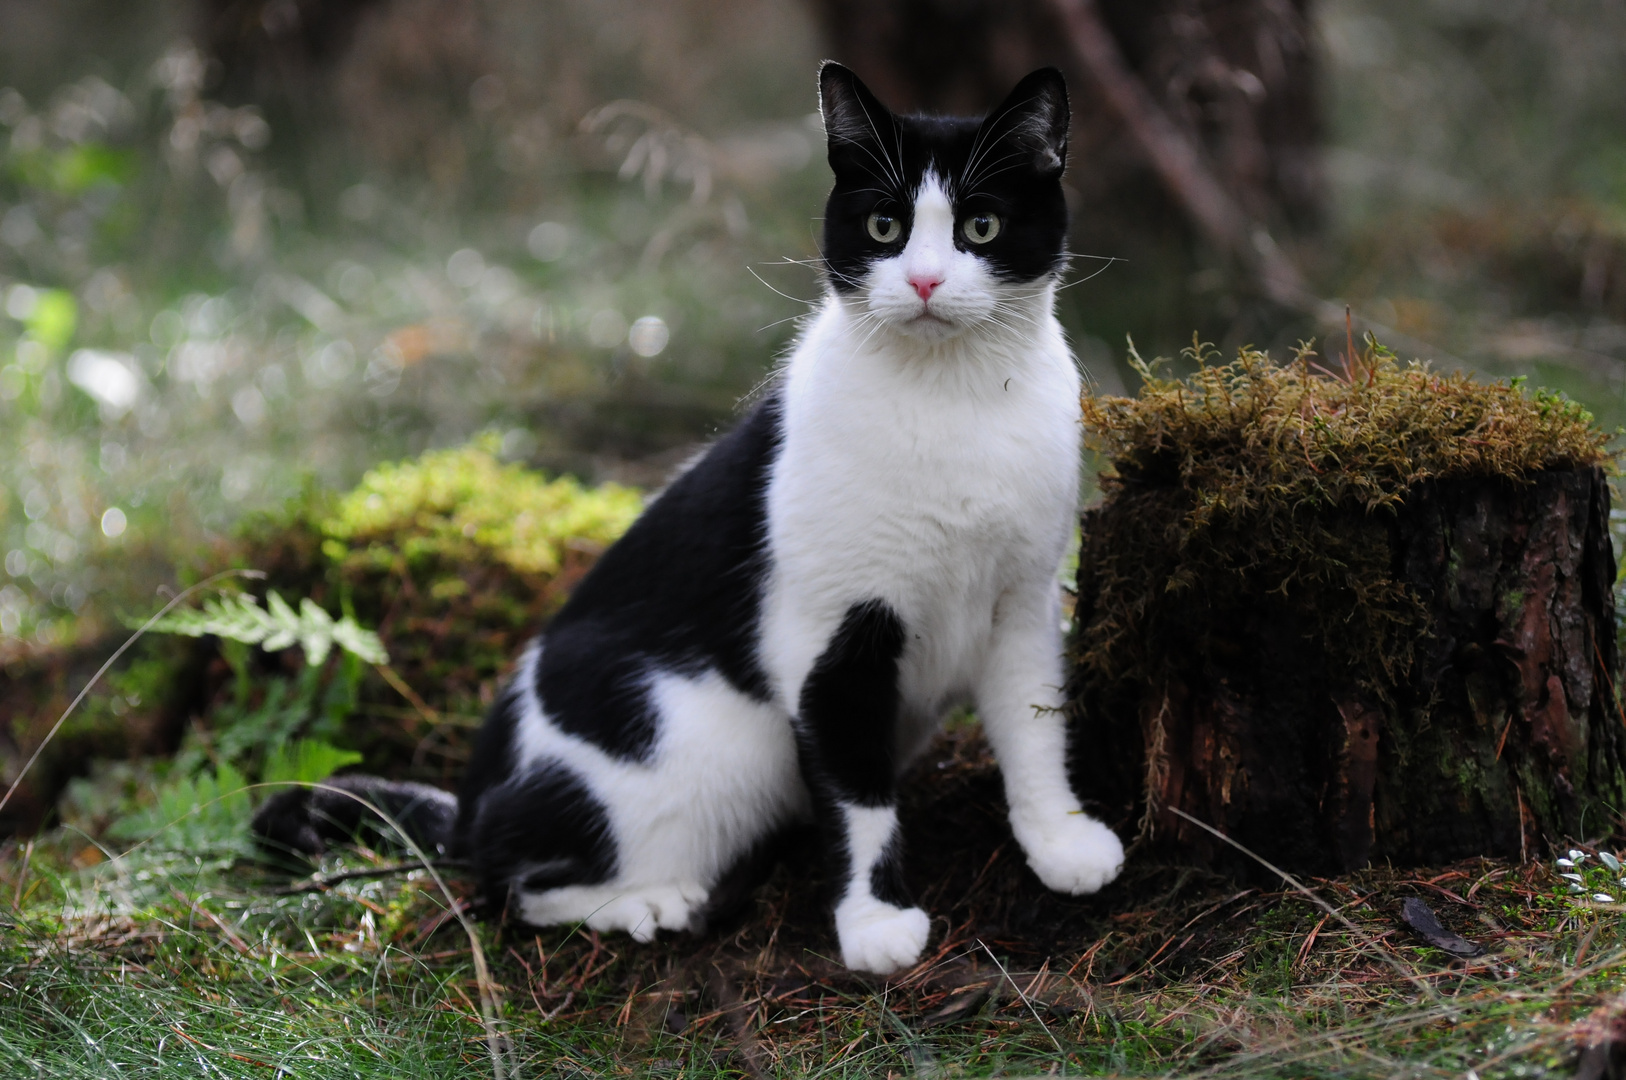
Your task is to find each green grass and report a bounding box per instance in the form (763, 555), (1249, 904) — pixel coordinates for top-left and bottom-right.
(4, 726), (1624, 1079)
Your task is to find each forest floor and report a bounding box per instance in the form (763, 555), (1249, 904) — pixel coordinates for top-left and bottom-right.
(2, 722), (1621, 1079)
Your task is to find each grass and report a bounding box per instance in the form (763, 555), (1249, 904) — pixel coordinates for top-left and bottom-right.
(3, 722), (1625, 1078)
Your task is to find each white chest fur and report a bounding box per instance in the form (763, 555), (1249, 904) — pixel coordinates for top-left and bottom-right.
(761, 290), (1082, 729)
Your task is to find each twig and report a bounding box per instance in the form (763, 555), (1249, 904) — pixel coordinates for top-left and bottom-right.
(706, 960), (770, 1080)
(1295, 913), (1331, 971)
(375, 663), (442, 726)
(1045, 0), (1477, 378)
(11, 839), (33, 910)
(166, 1025), (281, 1072)
(1344, 305), (1358, 383)
(1045, 0), (1307, 308)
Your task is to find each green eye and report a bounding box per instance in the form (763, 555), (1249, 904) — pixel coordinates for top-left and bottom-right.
(962, 214), (1001, 244)
(866, 212), (902, 243)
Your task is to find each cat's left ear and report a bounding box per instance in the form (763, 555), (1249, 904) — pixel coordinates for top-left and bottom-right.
(978, 68), (1070, 177)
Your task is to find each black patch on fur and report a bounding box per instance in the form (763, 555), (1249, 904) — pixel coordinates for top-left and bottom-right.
(459, 760), (616, 900)
(451, 678), (526, 864)
(456, 679), (523, 813)
(251, 774), (457, 861)
(797, 599), (912, 907)
(798, 599), (907, 807)
(867, 828), (912, 909)
(532, 394), (784, 761)
(818, 62), (1071, 292)
(694, 823), (818, 934)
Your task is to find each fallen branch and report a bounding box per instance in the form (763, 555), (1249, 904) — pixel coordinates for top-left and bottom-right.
(1046, 0), (1308, 308)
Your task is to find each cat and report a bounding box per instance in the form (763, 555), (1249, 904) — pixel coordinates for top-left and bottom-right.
(253, 61), (1125, 975)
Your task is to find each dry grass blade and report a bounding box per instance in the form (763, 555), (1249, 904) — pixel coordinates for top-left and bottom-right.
(271, 781), (513, 1080)
(978, 939), (1065, 1057)
(0, 568), (266, 819)
(1168, 806), (1441, 1002)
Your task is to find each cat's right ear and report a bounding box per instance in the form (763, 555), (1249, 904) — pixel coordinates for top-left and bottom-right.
(818, 62), (900, 177)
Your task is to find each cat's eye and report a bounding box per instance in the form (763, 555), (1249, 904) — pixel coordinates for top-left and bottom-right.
(866, 212), (902, 243)
(962, 214), (1001, 244)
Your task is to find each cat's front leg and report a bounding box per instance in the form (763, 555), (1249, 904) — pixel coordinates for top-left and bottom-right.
(795, 600), (931, 976)
(977, 586), (1125, 895)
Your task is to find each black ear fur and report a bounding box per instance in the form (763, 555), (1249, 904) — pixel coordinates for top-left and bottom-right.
(976, 67), (1070, 177)
(817, 61), (901, 174)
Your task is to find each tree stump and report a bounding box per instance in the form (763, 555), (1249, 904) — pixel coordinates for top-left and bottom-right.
(1068, 350), (1626, 877)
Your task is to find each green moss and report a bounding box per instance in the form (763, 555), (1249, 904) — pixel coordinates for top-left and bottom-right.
(321, 433), (642, 577)
(191, 434), (645, 783)
(1076, 336), (1610, 698)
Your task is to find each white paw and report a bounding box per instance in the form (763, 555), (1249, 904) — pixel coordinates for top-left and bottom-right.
(1014, 811), (1125, 895)
(835, 898), (931, 975)
(518, 882), (707, 942)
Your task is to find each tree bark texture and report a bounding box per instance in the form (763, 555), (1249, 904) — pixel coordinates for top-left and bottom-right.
(1069, 467), (1626, 876)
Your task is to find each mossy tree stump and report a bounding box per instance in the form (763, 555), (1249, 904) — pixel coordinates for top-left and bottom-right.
(1068, 343), (1626, 876)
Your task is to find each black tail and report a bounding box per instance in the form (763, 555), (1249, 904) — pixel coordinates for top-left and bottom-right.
(251, 775), (458, 861)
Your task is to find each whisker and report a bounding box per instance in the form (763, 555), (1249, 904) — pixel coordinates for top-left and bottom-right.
(747, 265), (819, 307)
(1053, 257), (1124, 291)
(756, 312), (813, 334)
(962, 147), (1031, 192)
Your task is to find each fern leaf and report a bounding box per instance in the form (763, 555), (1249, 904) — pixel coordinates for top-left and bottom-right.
(138, 590), (388, 666)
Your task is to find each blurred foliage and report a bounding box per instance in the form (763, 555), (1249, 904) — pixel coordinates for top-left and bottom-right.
(6, 434), (636, 842)
(0, 0), (825, 667)
(1317, 0), (1626, 399)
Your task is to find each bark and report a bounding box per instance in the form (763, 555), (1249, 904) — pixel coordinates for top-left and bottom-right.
(1070, 467), (1626, 876)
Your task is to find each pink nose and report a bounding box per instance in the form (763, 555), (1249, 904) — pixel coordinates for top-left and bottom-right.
(910, 275), (942, 301)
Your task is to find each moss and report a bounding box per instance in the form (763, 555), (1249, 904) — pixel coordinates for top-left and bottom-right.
(321, 433), (642, 578)
(184, 434), (645, 784)
(1076, 335), (1611, 701)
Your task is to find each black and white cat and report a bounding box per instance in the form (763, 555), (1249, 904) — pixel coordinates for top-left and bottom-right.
(255, 62), (1125, 975)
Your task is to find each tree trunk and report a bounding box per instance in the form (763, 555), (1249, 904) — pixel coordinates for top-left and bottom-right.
(1069, 466), (1626, 876)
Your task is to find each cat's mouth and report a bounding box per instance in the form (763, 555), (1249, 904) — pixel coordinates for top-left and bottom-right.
(910, 310), (953, 326)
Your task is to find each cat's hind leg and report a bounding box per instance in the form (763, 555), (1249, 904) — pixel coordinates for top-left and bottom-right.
(796, 600), (931, 976)
(491, 660), (806, 944)
(464, 764), (707, 940)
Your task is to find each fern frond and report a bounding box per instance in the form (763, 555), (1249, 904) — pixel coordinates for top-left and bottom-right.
(138, 590), (388, 666)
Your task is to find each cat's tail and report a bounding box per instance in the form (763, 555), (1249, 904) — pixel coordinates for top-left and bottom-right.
(251, 775), (458, 861)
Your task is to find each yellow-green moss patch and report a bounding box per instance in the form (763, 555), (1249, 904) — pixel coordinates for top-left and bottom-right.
(321, 433), (643, 577)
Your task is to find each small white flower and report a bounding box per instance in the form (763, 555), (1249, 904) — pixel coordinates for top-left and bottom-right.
(1557, 858), (1577, 868)
(1595, 894), (1617, 903)
(1570, 849), (1588, 862)
(1572, 885), (1587, 893)
(1602, 852), (1622, 873)
(1561, 873), (1584, 882)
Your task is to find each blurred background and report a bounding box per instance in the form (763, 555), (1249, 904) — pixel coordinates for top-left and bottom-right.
(1, 0), (1624, 662)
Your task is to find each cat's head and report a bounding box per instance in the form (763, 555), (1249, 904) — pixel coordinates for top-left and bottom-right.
(818, 62), (1070, 341)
